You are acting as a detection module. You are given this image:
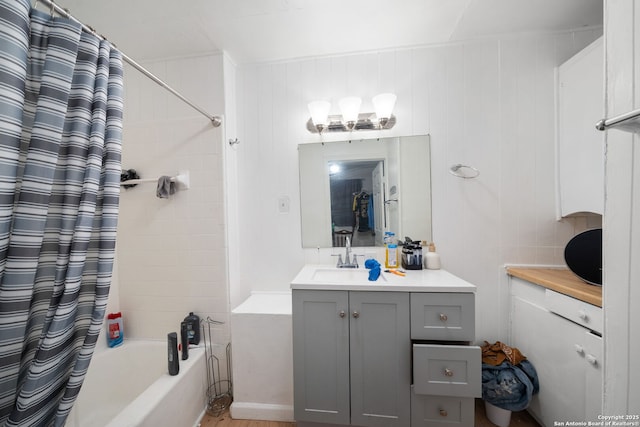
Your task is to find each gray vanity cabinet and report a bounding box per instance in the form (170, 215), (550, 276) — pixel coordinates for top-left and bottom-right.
(292, 290), (411, 427)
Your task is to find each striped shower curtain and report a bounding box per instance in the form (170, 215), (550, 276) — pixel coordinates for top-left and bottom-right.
(0, 0), (123, 426)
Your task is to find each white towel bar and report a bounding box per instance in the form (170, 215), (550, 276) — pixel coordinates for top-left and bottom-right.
(596, 108), (640, 133)
(120, 171), (190, 190)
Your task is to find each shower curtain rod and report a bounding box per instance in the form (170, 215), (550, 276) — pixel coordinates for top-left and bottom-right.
(36, 0), (223, 127)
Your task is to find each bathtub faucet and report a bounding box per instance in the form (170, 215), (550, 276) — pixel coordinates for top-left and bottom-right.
(337, 236), (359, 268)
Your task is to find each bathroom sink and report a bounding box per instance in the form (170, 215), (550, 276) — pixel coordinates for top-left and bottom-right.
(292, 264), (478, 292)
(310, 268), (387, 284)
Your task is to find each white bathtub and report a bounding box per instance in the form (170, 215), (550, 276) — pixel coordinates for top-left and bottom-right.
(230, 292), (293, 421)
(66, 340), (207, 427)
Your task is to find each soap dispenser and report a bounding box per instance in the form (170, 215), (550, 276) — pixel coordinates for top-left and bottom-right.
(425, 242), (441, 270)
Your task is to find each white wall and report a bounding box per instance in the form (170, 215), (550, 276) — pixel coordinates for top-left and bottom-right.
(603, 0), (640, 413)
(235, 29), (602, 342)
(114, 53), (230, 347)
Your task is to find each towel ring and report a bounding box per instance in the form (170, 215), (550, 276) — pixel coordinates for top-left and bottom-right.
(449, 164), (480, 179)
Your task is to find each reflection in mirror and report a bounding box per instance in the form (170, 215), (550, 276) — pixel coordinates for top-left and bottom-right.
(298, 135), (431, 248)
(329, 160), (384, 247)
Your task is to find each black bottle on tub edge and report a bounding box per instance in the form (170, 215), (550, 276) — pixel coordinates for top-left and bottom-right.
(168, 332), (179, 376)
(184, 312), (200, 345)
(180, 321), (189, 360)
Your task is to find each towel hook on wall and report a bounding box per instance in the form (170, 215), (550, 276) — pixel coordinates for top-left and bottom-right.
(228, 138), (240, 146)
(449, 164), (480, 179)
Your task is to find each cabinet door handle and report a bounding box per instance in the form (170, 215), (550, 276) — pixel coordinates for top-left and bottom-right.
(586, 354), (598, 366)
(578, 310), (588, 321)
(444, 368), (454, 377)
(439, 409), (448, 417)
(339, 310), (346, 318)
(439, 313), (448, 322)
(352, 311), (360, 318)
(574, 344), (584, 354)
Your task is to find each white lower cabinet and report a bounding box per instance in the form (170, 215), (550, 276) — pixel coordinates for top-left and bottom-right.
(292, 290), (480, 427)
(509, 277), (603, 426)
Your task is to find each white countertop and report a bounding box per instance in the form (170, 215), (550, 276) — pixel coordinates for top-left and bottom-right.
(290, 264), (477, 293)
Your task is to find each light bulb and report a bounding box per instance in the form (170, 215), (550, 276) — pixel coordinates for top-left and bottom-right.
(338, 97), (361, 130)
(307, 100), (331, 132)
(372, 93), (397, 126)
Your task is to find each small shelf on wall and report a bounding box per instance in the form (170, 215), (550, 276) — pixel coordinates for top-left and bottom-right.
(596, 108), (640, 134)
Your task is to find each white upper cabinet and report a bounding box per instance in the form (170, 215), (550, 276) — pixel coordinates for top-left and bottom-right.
(557, 36), (604, 217)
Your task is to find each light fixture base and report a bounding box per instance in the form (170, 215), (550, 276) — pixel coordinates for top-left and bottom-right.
(306, 113), (396, 134)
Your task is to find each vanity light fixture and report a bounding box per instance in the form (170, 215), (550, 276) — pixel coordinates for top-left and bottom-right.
(306, 93), (397, 134)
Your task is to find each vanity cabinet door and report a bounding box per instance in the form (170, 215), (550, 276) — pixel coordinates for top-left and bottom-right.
(292, 290), (350, 425)
(349, 292), (411, 427)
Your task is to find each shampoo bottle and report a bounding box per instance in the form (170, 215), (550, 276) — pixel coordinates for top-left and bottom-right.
(425, 242), (441, 270)
(183, 312), (200, 345)
(180, 321), (189, 360)
(106, 312), (124, 348)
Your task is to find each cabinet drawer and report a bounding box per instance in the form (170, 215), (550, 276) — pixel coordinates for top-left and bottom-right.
(411, 390), (474, 427)
(413, 344), (481, 397)
(545, 289), (603, 334)
(410, 293), (475, 341)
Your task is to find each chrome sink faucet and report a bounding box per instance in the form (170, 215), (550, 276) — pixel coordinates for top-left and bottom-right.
(336, 236), (359, 268)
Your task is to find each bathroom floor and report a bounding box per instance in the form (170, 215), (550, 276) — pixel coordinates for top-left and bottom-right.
(199, 399), (541, 426)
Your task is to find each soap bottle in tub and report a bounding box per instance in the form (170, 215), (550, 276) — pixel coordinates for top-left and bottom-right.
(183, 312), (200, 345)
(106, 312), (124, 347)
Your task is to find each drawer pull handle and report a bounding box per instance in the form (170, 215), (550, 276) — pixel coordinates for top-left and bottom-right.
(444, 368), (454, 377)
(439, 313), (448, 322)
(352, 311), (360, 318)
(578, 310), (588, 321)
(575, 344), (584, 354)
(586, 354), (598, 366)
(339, 310), (346, 318)
(439, 409), (448, 417)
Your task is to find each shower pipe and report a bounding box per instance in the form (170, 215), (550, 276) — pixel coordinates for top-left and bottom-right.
(35, 0), (223, 127)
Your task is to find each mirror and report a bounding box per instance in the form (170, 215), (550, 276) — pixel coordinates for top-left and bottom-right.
(299, 135), (431, 248)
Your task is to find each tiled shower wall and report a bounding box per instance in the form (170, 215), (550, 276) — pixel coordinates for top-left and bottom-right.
(114, 53), (229, 347)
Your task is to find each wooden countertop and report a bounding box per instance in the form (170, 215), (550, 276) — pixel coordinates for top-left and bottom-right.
(507, 267), (602, 307)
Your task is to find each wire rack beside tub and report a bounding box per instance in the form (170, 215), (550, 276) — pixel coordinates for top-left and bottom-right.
(203, 316), (233, 416)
